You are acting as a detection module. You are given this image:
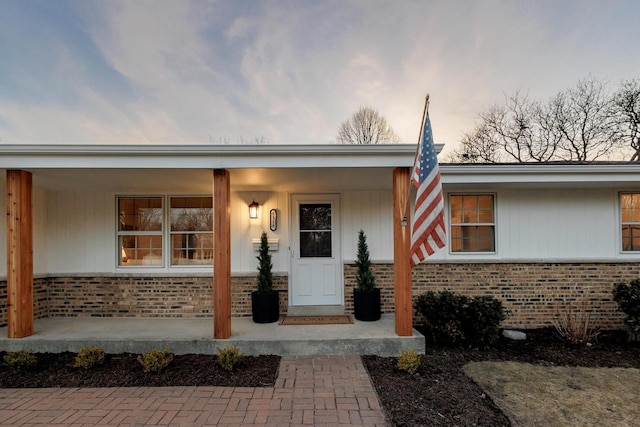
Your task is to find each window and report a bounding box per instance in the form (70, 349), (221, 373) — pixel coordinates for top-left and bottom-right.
(170, 197), (213, 265)
(118, 197), (163, 266)
(117, 196), (213, 268)
(299, 203), (332, 257)
(621, 193), (640, 252)
(449, 194), (495, 253)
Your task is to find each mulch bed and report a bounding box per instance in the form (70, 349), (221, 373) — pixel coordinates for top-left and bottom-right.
(2, 330), (640, 427)
(363, 328), (640, 427)
(0, 353), (280, 388)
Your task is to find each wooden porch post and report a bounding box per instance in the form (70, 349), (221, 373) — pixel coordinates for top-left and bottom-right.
(6, 170), (34, 338)
(393, 167), (412, 336)
(213, 169), (231, 339)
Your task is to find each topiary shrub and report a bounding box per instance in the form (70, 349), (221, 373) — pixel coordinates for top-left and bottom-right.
(137, 347), (174, 373)
(415, 290), (505, 347)
(74, 346), (105, 369)
(397, 350), (421, 374)
(256, 232), (274, 294)
(613, 279), (640, 334)
(217, 345), (245, 372)
(355, 230), (376, 292)
(4, 350), (38, 371)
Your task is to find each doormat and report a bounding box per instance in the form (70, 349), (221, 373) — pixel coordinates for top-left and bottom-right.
(279, 315), (353, 325)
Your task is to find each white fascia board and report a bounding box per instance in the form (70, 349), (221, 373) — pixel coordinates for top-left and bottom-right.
(441, 163), (640, 184)
(0, 143), (427, 169)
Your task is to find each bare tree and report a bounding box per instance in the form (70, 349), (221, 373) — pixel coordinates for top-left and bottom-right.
(448, 121), (503, 163)
(552, 76), (621, 161)
(337, 106), (401, 144)
(450, 77), (629, 163)
(612, 79), (640, 161)
(449, 92), (559, 163)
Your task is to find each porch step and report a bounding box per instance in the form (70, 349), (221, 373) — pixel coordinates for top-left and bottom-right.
(287, 305), (345, 316)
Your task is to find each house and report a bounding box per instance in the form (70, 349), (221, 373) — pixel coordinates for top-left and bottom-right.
(1, 144), (639, 339)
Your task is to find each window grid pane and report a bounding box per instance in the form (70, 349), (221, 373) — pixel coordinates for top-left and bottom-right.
(449, 194), (495, 253)
(170, 196), (214, 266)
(118, 197), (163, 231)
(119, 235), (163, 266)
(621, 193), (640, 252)
(170, 197), (213, 232)
(118, 197), (164, 267)
(171, 232), (214, 265)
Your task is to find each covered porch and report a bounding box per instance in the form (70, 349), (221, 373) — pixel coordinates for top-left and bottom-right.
(1, 144), (430, 348)
(0, 314), (424, 356)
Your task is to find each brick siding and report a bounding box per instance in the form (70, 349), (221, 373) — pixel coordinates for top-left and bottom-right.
(0, 275), (288, 326)
(1, 262), (638, 329)
(0, 278), (49, 326)
(348, 262), (639, 329)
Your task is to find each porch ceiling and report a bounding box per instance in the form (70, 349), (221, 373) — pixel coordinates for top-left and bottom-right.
(19, 167), (396, 193)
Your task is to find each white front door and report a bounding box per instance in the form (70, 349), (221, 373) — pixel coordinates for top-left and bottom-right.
(290, 194), (342, 306)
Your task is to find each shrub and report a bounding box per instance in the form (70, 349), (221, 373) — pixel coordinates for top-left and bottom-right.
(218, 345), (244, 372)
(613, 279), (640, 333)
(4, 350), (38, 371)
(397, 350), (421, 374)
(415, 290), (505, 347)
(137, 347), (174, 373)
(552, 298), (600, 345)
(256, 232), (274, 293)
(415, 290), (466, 345)
(74, 346), (105, 369)
(465, 295), (507, 347)
(355, 230), (376, 292)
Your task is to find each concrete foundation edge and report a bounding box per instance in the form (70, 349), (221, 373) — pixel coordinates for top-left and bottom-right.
(0, 334), (425, 357)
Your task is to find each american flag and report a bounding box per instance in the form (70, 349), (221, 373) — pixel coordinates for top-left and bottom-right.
(410, 112), (446, 267)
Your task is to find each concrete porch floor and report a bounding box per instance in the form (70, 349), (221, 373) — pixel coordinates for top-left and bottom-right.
(0, 314), (425, 356)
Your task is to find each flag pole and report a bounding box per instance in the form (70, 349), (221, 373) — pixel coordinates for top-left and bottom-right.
(402, 94), (430, 227)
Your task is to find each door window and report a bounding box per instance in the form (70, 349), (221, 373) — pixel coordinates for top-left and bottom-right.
(299, 203), (332, 257)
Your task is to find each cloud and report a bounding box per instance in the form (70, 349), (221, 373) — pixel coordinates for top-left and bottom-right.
(0, 0), (639, 151)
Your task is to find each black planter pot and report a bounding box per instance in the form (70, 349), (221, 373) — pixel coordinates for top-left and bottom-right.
(251, 291), (280, 324)
(353, 288), (381, 321)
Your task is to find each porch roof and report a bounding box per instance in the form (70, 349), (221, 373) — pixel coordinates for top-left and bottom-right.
(1, 143), (638, 190)
(0, 143), (422, 169)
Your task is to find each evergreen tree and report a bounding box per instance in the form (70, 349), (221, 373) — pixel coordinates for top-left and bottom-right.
(355, 230), (376, 292)
(256, 232), (273, 293)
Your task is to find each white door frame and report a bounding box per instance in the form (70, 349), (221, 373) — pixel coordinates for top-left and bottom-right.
(289, 193), (343, 307)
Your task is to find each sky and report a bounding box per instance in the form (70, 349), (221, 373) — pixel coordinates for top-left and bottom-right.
(1, 0), (639, 156)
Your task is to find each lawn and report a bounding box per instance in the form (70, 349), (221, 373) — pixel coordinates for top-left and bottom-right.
(363, 328), (640, 426)
(465, 361), (640, 426)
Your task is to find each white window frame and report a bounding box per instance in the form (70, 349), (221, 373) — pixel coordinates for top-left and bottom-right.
(115, 195), (214, 271)
(448, 193), (497, 254)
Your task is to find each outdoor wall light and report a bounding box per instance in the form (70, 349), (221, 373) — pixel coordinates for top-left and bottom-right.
(249, 200), (259, 219)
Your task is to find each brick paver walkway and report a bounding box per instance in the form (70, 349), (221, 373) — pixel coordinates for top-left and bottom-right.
(0, 355), (388, 426)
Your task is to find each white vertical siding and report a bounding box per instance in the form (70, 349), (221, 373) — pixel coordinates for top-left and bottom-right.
(231, 191), (290, 273)
(497, 188), (615, 259)
(433, 187), (618, 260)
(46, 191), (115, 274)
(33, 188), (48, 275)
(342, 190), (393, 261)
(0, 184), (629, 277)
